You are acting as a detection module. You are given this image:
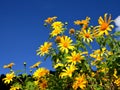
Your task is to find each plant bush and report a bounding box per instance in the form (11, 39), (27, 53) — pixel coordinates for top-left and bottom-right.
(1, 13), (120, 90)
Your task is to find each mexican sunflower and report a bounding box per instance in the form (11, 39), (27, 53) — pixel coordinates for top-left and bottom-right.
(80, 29), (93, 43)
(51, 21), (64, 29)
(66, 51), (85, 65)
(44, 16), (57, 24)
(3, 72), (15, 84)
(72, 74), (87, 90)
(37, 42), (52, 56)
(60, 64), (77, 78)
(58, 36), (74, 53)
(33, 68), (49, 79)
(96, 13), (114, 36)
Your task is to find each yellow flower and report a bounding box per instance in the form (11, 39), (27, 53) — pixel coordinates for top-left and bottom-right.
(44, 16), (57, 24)
(60, 64), (77, 78)
(58, 36), (74, 53)
(39, 78), (48, 90)
(37, 42), (52, 56)
(98, 67), (109, 73)
(33, 68), (49, 79)
(80, 29), (93, 43)
(74, 17), (90, 29)
(72, 74), (87, 90)
(30, 61), (41, 68)
(3, 62), (15, 69)
(50, 28), (62, 37)
(3, 72), (15, 84)
(51, 21), (64, 29)
(96, 13), (114, 36)
(90, 47), (106, 61)
(114, 77), (120, 87)
(10, 85), (21, 90)
(67, 51), (84, 65)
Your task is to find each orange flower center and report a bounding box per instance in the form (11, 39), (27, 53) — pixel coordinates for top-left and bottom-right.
(47, 18), (52, 22)
(63, 42), (68, 48)
(42, 47), (48, 52)
(84, 33), (90, 38)
(7, 75), (13, 80)
(101, 23), (108, 30)
(73, 55), (80, 61)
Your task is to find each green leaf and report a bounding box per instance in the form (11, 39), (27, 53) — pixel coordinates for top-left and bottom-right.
(114, 31), (120, 36)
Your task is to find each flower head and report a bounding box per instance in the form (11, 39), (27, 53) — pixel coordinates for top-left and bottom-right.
(50, 28), (63, 37)
(3, 62), (15, 69)
(72, 74), (87, 90)
(3, 72), (15, 84)
(114, 77), (120, 87)
(69, 28), (75, 35)
(51, 21), (64, 29)
(74, 17), (90, 29)
(33, 68), (49, 79)
(80, 29), (93, 43)
(67, 51), (84, 65)
(60, 64), (77, 78)
(44, 16), (57, 24)
(90, 47), (106, 61)
(58, 36), (74, 53)
(30, 61), (41, 68)
(96, 13), (114, 36)
(10, 83), (22, 90)
(38, 78), (48, 90)
(37, 42), (52, 56)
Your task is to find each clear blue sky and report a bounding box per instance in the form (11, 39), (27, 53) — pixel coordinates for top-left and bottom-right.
(0, 0), (120, 74)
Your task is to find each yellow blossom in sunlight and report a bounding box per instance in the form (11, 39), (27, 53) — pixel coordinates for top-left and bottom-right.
(66, 51), (84, 65)
(51, 21), (64, 29)
(114, 77), (120, 87)
(30, 61), (41, 68)
(39, 78), (48, 90)
(96, 13), (114, 36)
(3, 72), (15, 84)
(74, 17), (90, 29)
(58, 36), (74, 53)
(80, 29), (93, 43)
(98, 67), (109, 73)
(3, 62), (15, 69)
(37, 42), (52, 56)
(50, 28), (63, 37)
(44, 16), (57, 24)
(33, 68), (49, 79)
(90, 47), (107, 61)
(60, 64), (77, 78)
(72, 74), (87, 90)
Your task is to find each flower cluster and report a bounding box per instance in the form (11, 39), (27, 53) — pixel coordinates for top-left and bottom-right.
(2, 14), (120, 90)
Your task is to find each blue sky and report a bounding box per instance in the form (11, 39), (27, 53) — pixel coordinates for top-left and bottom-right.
(0, 0), (120, 74)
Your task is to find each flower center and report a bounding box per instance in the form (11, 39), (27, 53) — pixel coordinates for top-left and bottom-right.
(7, 75), (13, 80)
(101, 23), (108, 30)
(42, 47), (48, 52)
(63, 42), (68, 48)
(84, 33), (90, 38)
(73, 56), (80, 61)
